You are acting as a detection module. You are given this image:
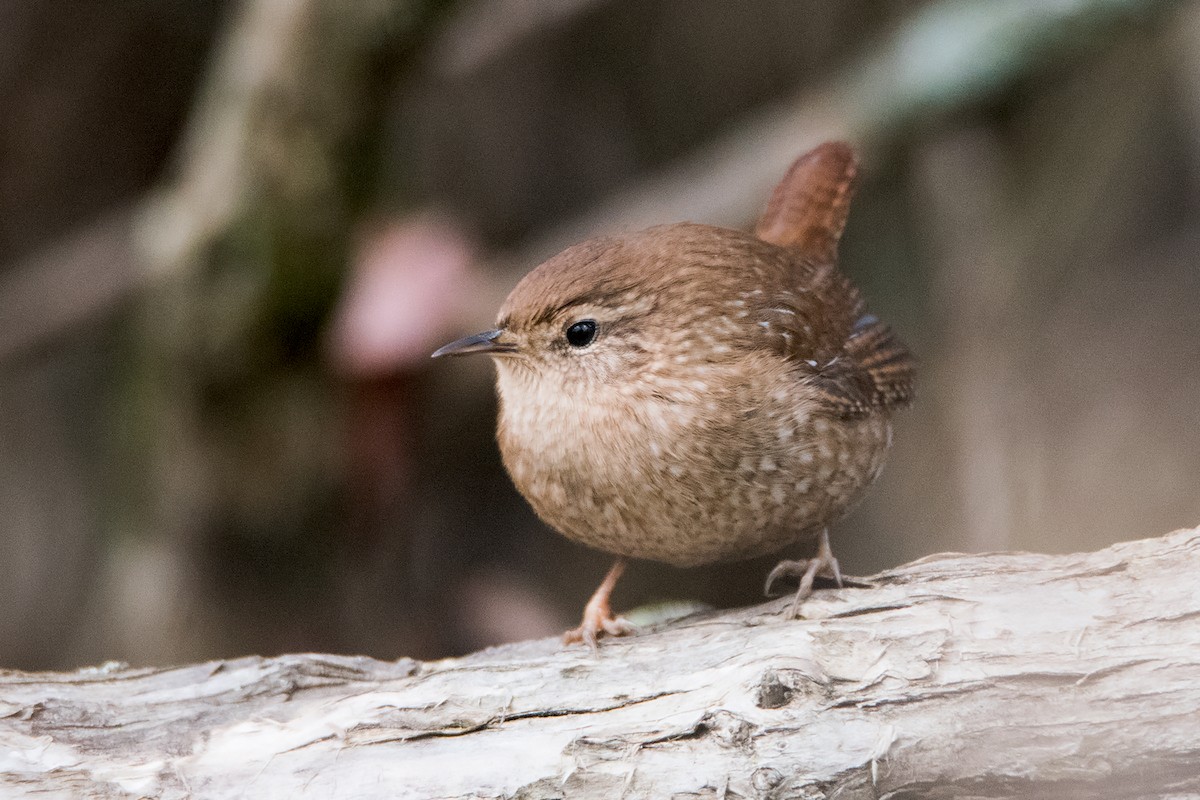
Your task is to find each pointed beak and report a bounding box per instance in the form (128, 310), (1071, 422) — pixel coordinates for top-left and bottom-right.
(431, 328), (517, 358)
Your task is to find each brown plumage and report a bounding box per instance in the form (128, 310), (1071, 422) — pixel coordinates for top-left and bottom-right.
(434, 142), (914, 646)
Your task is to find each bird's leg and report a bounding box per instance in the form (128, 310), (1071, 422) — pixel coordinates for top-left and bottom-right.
(764, 528), (843, 618)
(563, 558), (635, 648)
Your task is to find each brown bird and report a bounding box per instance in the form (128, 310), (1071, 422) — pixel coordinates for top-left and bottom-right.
(433, 142), (914, 646)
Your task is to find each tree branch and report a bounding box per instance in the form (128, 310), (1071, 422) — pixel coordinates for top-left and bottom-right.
(3, 527), (1199, 798)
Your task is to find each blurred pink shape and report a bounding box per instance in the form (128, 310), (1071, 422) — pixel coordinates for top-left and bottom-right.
(329, 214), (478, 374)
(457, 567), (568, 647)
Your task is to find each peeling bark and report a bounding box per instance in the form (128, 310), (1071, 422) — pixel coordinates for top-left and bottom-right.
(3, 527), (1199, 799)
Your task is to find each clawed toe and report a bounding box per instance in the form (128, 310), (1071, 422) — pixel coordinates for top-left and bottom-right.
(765, 529), (843, 618)
(764, 559), (807, 596)
(564, 558), (635, 649)
(563, 613), (635, 649)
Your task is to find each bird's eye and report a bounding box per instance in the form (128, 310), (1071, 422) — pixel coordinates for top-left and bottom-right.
(565, 319), (597, 347)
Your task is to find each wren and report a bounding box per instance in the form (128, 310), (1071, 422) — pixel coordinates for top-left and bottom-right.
(434, 142), (914, 646)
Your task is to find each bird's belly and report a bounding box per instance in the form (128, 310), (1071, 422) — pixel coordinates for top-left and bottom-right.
(501, 393), (893, 567)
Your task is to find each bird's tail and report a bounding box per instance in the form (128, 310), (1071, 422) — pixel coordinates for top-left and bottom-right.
(754, 141), (858, 264)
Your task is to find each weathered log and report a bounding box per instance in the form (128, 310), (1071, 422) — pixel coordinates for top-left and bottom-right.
(3, 526), (1199, 798)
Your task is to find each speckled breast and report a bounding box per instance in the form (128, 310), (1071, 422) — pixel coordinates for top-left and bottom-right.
(497, 369), (894, 567)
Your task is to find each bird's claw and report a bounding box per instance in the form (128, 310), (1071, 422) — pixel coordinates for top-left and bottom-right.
(563, 611), (635, 649)
(564, 559), (635, 648)
(765, 529), (842, 618)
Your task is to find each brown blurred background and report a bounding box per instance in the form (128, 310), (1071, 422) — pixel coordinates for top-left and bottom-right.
(1, 0), (1197, 670)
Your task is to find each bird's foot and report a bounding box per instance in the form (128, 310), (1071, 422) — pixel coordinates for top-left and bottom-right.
(563, 558), (635, 648)
(764, 529), (842, 618)
(563, 607), (635, 649)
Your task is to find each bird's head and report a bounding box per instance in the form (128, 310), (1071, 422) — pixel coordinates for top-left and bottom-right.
(432, 224), (787, 394)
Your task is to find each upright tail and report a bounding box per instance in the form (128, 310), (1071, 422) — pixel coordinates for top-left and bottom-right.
(754, 141), (858, 263)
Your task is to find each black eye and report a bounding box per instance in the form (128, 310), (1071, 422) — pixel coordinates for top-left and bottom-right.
(565, 319), (597, 347)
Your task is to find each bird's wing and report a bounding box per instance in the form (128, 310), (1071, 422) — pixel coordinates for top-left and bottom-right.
(807, 312), (915, 417)
(766, 265), (914, 418)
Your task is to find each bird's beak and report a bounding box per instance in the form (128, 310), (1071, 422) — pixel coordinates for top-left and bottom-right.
(431, 328), (517, 358)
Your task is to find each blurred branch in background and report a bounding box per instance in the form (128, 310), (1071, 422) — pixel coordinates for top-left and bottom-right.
(6, 0), (1170, 364)
(106, 0), (439, 664)
(912, 26), (1169, 553)
(476, 0), (1178, 281)
(0, 1), (230, 670)
(0, 0), (1196, 669)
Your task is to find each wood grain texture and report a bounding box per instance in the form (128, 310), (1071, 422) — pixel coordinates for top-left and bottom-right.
(3, 526), (1199, 799)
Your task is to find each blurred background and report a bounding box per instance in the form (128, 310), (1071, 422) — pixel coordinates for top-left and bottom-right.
(2, 0), (1198, 670)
